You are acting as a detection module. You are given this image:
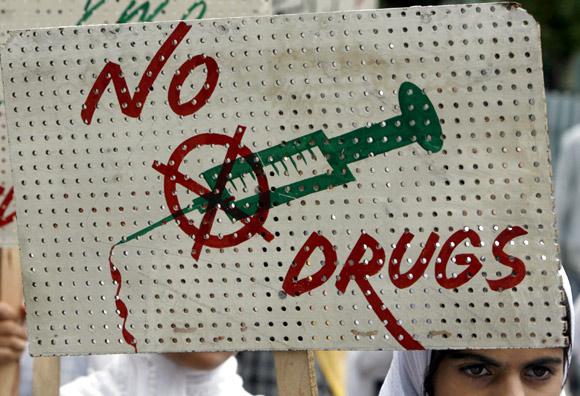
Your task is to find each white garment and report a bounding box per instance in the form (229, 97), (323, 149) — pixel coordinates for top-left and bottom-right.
(379, 351), (429, 396)
(61, 355), (254, 396)
(556, 126), (580, 274)
(571, 295), (580, 395)
(346, 351), (393, 396)
(379, 269), (575, 396)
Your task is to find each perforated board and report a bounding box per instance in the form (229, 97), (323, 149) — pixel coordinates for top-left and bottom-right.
(0, 0), (272, 246)
(1, 3), (567, 356)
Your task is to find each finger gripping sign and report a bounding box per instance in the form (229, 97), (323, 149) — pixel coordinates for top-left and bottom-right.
(1, 4), (568, 356)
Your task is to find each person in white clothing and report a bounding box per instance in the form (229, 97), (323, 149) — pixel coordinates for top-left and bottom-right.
(378, 270), (574, 396)
(0, 299), (254, 395)
(556, 126), (580, 295)
(346, 351), (393, 396)
(569, 294), (580, 394)
(61, 352), (255, 396)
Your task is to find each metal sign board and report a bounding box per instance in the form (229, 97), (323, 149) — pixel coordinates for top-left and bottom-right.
(1, 3), (567, 356)
(0, 0), (272, 246)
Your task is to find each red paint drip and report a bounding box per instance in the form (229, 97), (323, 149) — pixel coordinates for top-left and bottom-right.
(0, 186), (16, 228)
(357, 277), (424, 350)
(108, 244), (138, 352)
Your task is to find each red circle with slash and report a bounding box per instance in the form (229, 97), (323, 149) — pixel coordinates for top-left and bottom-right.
(153, 125), (273, 260)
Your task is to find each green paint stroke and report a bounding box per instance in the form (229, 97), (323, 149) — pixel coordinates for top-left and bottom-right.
(77, 0), (107, 25)
(121, 82), (444, 244)
(199, 81), (443, 220)
(181, 0), (207, 20)
(120, 205), (197, 245)
(77, 0), (208, 25)
(117, 0), (170, 23)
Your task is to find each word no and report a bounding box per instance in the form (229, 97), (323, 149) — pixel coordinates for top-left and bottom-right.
(82, 21), (218, 125)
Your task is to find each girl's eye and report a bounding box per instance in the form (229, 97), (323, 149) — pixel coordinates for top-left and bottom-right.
(525, 366), (552, 380)
(461, 365), (491, 378)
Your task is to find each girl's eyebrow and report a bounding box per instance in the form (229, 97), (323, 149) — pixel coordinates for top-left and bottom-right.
(446, 352), (501, 368)
(524, 357), (563, 366)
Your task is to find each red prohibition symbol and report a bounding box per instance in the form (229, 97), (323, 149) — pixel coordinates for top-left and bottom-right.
(152, 125), (274, 261)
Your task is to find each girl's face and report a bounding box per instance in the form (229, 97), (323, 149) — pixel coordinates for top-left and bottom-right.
(432, 348), (564, 396)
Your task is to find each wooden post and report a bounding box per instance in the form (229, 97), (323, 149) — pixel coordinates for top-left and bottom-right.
(274, 351), (319, 396)
(0, 248), (22, 396)
(32, 357), (60, 396)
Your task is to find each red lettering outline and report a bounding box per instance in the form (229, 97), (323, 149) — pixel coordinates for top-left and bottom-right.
(282, 232), (337, 297)
(335, 233), (424, 350)
(487, 226), (528, 291)
(81, 21), (192, 125)
(168, 55), (219, 116)
(435, 229), (483, 289)
(389, 231), (440, 289)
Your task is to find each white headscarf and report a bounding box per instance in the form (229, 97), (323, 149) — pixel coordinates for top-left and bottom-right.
(379, 269), (574, 396)
(379, 350), (431, 396)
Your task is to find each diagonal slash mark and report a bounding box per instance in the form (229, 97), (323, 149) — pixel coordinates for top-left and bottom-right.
(150, 162), (271, 229)
(193, 125), (247, 260)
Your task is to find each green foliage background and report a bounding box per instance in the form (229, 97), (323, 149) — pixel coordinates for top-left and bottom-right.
(379, 1), (580, 91)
